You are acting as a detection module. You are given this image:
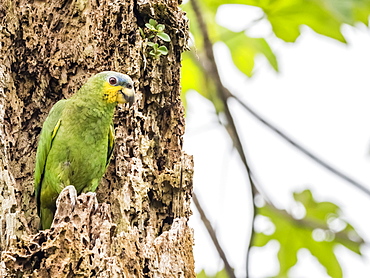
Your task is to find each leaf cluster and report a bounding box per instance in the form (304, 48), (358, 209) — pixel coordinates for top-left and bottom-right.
(181, 1), (278, 113)
(142, 19), (170, 59)
(181, 0), (370, 111)
(253, 189), (364, 277)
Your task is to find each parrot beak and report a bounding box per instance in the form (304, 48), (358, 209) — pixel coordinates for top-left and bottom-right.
(123, 87), (135, 106)
(117, 87), (135, 106)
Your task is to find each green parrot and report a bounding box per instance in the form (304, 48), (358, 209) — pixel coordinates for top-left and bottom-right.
(34, 71), (135, 229)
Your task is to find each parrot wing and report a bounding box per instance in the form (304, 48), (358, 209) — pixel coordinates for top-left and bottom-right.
(34, 99), (67, 213)
(107, 124), (115, 167)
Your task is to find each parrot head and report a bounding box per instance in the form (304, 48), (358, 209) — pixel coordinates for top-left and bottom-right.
(82, 71), (135, 106)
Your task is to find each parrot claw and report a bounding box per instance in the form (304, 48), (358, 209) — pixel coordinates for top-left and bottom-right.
(53, 185), (78, 227)
(66, 185), (77, 208)
(55, 185), (78, 209)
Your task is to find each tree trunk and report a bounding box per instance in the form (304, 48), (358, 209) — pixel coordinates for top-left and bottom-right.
(0, 0), (194, 277)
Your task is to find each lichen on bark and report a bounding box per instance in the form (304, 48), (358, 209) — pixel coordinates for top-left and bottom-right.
(0, 0), (194, 276)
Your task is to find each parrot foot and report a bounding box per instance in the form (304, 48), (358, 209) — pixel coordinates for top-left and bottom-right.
(52, 185), (78, 227)
(67, 185), (77, 208)
(57, 185), (77, 208)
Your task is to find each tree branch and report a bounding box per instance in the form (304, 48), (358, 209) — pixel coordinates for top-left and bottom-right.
(192, 193), (236, 278)
(189, 0), (260, 277)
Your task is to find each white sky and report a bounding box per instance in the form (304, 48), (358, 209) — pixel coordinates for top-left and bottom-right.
(184, 4), (370, 278)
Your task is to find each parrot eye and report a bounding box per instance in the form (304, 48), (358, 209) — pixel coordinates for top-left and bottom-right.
(126, 83), (133, 89)
(108, 77), (118, 85)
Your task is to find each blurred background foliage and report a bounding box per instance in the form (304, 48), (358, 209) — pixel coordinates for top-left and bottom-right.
(178, 0), (370, 277)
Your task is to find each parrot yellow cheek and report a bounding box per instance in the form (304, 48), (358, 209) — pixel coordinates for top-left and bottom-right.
(102, 83), (124, 103)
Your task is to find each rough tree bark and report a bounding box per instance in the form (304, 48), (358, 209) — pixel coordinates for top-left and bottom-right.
(0, 0), (194, 277)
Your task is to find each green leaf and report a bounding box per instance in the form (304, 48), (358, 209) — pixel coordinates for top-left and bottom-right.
(181, 52), (203, 94)
(214, 269), (228, 278)
(139, 27), (145, 38)
(196, 269), (229, 278)
(151, 43), (159, 51)
(253, 232), (272, 247)
(238, 0), (370, 42)
(252, 189), (364, 277)
(221, 29), (278, 76)
(157, 46), (168, 55)
(276, 232), (300, 276)
(309, 240), (342, 278)
(197, 270), (208, 278)
(157, 32), (171, 42)
(149, 19), (157, 27)
(181, 52), (224, 113)
(182, 1), (278, 76)
(187, 1), (370, 43)
(145, 23), (156, 31)
(294, 190), (339, 223)
(147, 42), (156, 47)
(195, 0), (252, 13)
(266, 1), (346, 43)
(157, 24), (165, 32)
(336, 223), (364, 255)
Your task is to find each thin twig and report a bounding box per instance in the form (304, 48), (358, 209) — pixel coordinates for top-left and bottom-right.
(193, 192), (236, 278)
(231, 94), (370, 197)
(189, 0), (259, 277)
